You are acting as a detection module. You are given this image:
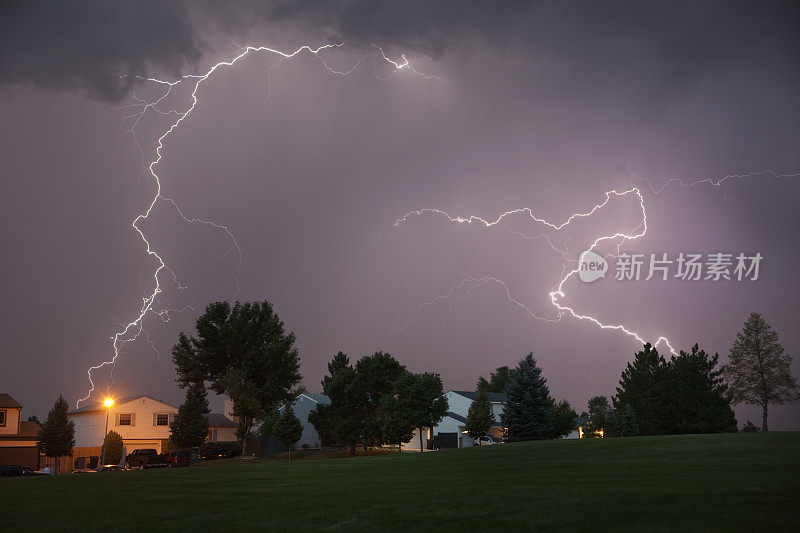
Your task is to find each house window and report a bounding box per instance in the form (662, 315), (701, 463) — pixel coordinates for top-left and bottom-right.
(156, 414), (169, 426)
(0, 410), (5, 427)
(119, 413), (132, 426)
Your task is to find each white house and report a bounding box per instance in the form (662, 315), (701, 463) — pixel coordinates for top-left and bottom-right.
(69, 395), (178, 452)
(401, 390), (508, 450)
(69, 394), (238, 452)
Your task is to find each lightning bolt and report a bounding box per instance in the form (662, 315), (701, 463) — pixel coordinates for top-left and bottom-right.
(78, 42), (423, 407)
(394, 170), (799, 357)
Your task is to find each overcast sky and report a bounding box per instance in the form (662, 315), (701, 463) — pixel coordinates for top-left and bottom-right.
(1, 1), (799, 428)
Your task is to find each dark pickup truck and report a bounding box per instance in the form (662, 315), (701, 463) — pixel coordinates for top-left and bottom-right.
(125, 448), (168, 469)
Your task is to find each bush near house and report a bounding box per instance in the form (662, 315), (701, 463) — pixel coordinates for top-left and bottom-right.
(198, 441), (240, 460)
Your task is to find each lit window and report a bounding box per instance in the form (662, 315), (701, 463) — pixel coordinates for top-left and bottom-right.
(156, 414), (169, 426)
(119, 414), (132, 426)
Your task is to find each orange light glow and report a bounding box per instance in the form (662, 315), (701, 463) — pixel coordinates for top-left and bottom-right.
(103, 398), (114, 408)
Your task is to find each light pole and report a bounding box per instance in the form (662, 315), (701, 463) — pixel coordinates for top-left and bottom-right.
(100, 398), (114, 466)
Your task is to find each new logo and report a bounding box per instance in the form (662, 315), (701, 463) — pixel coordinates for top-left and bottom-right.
(578, 250), (608, 283)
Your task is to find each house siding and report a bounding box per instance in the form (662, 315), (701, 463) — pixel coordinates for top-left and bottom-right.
(70, 397), (177, 452)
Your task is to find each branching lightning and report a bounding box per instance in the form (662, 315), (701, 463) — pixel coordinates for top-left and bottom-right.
(78, 42), (423, 407)
(393, 170), (799, 357)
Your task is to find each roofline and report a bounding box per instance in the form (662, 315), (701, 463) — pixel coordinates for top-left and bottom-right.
(448, 390), (506, 403)
(68, 394), (178, 415)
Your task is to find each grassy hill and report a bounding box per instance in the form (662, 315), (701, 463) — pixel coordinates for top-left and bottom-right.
(2, 432), (798, 531)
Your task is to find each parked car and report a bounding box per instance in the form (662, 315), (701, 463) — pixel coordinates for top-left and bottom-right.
(0, 465), (45, 477)
(474, 435), (502, 446)
(125, 448), (168, 469)
(164, 450), (191, 467)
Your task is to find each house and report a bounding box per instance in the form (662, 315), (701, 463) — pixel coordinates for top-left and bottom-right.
(69, 394), (237, 452)
(564, 415), (590, 439)
(205, 413), (237, 443)
(0, 393), (41, 470)
(277, 393), (330, 448)
(402, 390), (508, 450)
(69, 395), (178, 453)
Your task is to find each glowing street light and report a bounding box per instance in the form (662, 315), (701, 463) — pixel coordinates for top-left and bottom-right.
(100, 397), (114, 466)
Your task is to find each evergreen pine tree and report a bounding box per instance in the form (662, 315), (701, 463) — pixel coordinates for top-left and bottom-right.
(169, 382), (211, 448)
(465, 381), (494, 439)
(672, 344), (737, 434)
(501, 353), (554, 441)
(550, 398), (577, 439)
(615, 343), (673, 435)
(37, 395), (75, 474)
(604, 405), (620, 438)
(722, 313), (799, 431)
(620, 404), (639, 437)
(273, 404), (303, 461)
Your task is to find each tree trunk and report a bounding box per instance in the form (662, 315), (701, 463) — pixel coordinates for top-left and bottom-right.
(762, 403), (768, 432)
(54, 457), (58, 475)
(288, 444), (291, 462)
(419, 427), (424, 453)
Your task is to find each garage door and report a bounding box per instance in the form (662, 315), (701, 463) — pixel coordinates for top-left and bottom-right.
(436, 432), (458, 449)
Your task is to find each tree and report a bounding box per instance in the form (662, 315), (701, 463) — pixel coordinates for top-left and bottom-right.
(389, 371), (447, 452)
(37, 395), (75, 474)
(583, 396), (609, 437)
(173, 301), (302, 455)
(466, 382), (494, 439)
(314, 352), (362, 455)
(741, 420), (759, 432)
(353, 352), (406, 449)
(488, 366), (513, 393)
(604, 406), (620, 438)
(380, 390), (416, 452)
(501, 353), (554, 441)
(550, 399), (577, 439)
(169, 383), (211, 449)
(103, 431), (124, 465)
(722, 313), (799, 431)
(614, 343), (673, 435)
(273, 404), (303, 461)
(671, 344), (737, 434)
(620, 404), (639, 437)
(27, 415), (41, 425)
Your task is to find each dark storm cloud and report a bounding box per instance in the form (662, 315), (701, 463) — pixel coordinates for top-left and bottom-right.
(0, 0), (201, 101)
(2, 1), (797, 102)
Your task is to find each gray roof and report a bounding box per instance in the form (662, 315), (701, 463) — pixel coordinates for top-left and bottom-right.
(452, 390), (507, 403)
(444, 411), (467, 424)
(302, 393), (330, 405)
(69, 395), (177, 415)
(0, 393), (22, 409)
(204, 413), (238, 428)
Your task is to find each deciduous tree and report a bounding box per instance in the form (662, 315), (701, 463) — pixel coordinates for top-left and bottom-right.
(172, 301), (301, 455)
(722, 313), (799, 431)
(273, 404), (303, 461)
(550, 398), (577, 439)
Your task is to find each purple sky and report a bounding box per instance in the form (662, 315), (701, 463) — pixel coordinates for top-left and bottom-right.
(1, 1), (799, 429)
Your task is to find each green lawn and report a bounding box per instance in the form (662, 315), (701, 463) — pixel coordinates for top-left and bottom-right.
(2, 433), (798, 531)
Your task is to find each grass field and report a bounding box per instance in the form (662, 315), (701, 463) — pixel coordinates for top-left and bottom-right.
(2, 432), (798, 531)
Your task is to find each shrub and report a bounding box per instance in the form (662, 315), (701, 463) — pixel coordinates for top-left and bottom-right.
(741, 420), (760, 432)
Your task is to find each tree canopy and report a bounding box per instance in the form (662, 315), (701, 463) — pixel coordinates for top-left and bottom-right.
(273, 404), (303, 461)
(172, 300), (302, 455)
(722, 312), (799, 431)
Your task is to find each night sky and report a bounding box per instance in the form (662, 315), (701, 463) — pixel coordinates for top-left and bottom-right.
(2, 1), (799, 428)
